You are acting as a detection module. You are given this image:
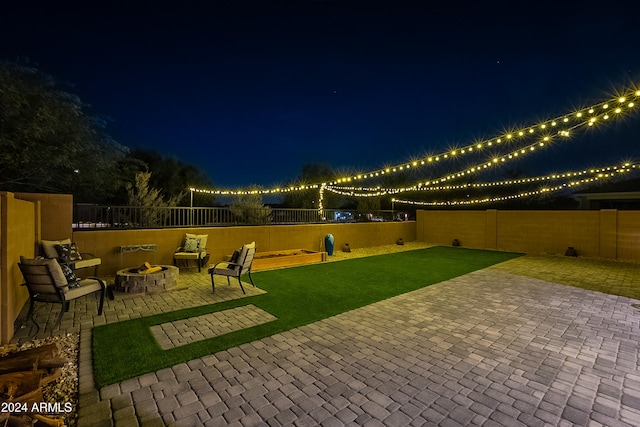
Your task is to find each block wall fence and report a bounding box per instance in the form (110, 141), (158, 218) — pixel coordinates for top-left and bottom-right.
(71, 221), (416, 278)
(416, 209), (640, 260)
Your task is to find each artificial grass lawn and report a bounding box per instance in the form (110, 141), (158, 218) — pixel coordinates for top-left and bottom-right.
(92, 246), (521, 386)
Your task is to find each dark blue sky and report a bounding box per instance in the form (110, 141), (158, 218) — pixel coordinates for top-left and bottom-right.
(2, 1), (639, 189)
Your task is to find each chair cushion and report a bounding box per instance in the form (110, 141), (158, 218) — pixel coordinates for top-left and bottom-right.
(59, 262), (80, 288)
(174, 251), (202, 260)
(20, 256), (68, 288)
(211, 265), (237, 275)
(41, 239), (72, 259)
(185, 233), (208, 252)
(237, 242), (256, 267)
(55, 242), (83, 263)
(65, 278), (103, 299)
(229, 249), (241, 264)
(183, 237), (200, 252)
(72, 257), (101, 270)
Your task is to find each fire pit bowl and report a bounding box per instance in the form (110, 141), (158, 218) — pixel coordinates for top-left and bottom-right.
(115, 265), (179, 293)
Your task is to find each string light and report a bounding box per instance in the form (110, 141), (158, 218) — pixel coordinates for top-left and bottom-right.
(191, 184), (322, 196)
(391, 173), (626, 207)
(324, 161), (639, 197)
(322, 86), (639, 185)
(318, 184), (326, 220)
(392, 184), (569, 206)
(189, 85), (639, 195)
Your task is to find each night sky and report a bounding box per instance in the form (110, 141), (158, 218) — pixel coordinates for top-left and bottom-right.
(2, 1), (639, 190)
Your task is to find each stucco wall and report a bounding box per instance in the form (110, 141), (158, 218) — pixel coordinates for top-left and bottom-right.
(0, 193), (38, 343)
(72, 221), (417, 276)
(495, 210), (601, 256)
(15, 192), (72, 243)
(418, 210), (488, 249)
(417, 209), (640, 261)
(616, 211), (640, 260)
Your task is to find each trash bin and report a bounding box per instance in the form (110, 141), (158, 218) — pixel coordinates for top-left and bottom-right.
(325, 234), (335, 256)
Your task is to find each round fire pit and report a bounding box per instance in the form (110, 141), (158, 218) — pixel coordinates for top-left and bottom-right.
(115, 265), (179, 293)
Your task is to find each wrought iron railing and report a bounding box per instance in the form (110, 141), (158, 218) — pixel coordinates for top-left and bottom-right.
(73, 204), (411, 229)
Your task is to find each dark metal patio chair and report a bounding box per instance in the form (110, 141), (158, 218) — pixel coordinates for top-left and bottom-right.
(208, 241), (256, 294)
(18, 257), (106, 332)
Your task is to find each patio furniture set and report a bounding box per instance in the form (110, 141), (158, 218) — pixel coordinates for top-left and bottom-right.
(17, 234), (257, 332)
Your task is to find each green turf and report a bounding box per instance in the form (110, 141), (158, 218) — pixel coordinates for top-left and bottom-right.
(92, 246), (521, 386)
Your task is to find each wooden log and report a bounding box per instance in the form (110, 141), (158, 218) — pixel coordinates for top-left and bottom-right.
(0, 371), (60, 403)
(0, 413), (34, 427)
(140, 266), (162, 274)
(33, 414), (65, 427)
(11, 386), (44, 405)
(0, 357), (67, 375)
(0, 371), (43, 401)
(38, 368), (62, 389)
(0, 344), (67, 427)
(0, 343), (59, 360)
(0, 343), (63, 375)
(0, 412), (65, 427)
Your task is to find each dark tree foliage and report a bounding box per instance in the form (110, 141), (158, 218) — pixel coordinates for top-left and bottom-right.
(0, 60), (129, 203)
(281, 163), (347, 209)
(129, 149), (216, 206)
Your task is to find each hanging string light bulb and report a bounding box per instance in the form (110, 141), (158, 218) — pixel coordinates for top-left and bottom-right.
(324, 162), (639, 198)
(190, 85), (639, 196)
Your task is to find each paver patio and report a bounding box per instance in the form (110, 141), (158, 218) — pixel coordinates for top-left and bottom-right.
(9, 243), (640, 426)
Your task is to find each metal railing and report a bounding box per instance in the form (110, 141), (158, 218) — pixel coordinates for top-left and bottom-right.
(73, 204), (412, 229)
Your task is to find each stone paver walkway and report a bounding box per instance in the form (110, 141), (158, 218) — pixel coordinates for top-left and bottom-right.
(89, 261), (640, 426)
(150, 305), (277, 350)
(9, 243), (640, 426)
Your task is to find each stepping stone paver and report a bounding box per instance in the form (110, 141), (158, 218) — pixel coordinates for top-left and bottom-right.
(150, 304), (277, 349)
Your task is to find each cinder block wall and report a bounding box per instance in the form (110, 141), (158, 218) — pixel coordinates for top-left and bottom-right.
(417, 209), (640, 261)
(617, 211), (640, 260)
(72, 221), (417, 276)
(496, 210), (601, 256)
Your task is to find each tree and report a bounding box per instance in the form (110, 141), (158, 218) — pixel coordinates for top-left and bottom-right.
(126, 171), (182, 227)
(357, 196), (381, 214)
(229, 192), (272, 225)
(129, 149), (216, 206)
(281, 163), (345, 209)
(0, 60), (129, 203)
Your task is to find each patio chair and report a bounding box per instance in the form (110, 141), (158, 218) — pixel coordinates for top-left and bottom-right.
(209, 242), (256, 294)
(18, 257), (106, 332)
(40, 238), (101, 276)
(174, 233), (209, 272)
